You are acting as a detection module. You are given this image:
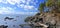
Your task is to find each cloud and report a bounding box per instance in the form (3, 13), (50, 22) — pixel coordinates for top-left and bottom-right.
(0, 0), (24, 5)
(0, 0), (38, 14)
(17, 0), (38, 10)
(6, 0), (21, 5)
(0, 0), (38, 10)
(0, 7), (37, 14)
(0, 0), (37, 5)
(17, 4), (37, 10)
(0, 7), (15, 14)
(24, 5), (34, 10)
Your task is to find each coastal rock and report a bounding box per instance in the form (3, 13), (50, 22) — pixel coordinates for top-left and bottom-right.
(25, 13), (60, 28)
(4, 17), (14, 21)
(0, 25), (8, 28)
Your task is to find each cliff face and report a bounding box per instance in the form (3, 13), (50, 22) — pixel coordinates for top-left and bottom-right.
(43, 13), (60, 25)
(43, 13), (60, 28)
(25, 13), (60, 28)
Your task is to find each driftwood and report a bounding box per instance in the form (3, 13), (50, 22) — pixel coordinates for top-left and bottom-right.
(19, 24), (45, 28)
(19, 24), (34, 28)
(24, 13), (60, 28)
(19, 23), (48, 28)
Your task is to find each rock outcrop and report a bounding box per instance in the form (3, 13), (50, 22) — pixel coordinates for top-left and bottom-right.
(0, 25), (8, 28)
(4, 17), (14, 21)
(25, 13), (60, 28)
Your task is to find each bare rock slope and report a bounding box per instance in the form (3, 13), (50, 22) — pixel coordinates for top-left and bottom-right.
(25, 13), (60, 28)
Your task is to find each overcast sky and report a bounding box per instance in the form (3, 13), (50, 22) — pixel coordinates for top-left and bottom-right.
(0, 0), (44, 14)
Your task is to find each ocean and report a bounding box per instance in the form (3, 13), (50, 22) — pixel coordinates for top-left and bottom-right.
(0, 14), (34, 28)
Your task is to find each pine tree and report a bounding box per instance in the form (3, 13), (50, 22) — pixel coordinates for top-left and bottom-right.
(38, 0), (60, 13)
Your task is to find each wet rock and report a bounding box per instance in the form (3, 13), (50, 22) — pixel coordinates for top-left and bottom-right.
(0, 25), (8, 28)
(35, 13), (40, 16)
(13, 20), (17, 21)
(4, 17), (14, 21)
(13, 25), (15, 27)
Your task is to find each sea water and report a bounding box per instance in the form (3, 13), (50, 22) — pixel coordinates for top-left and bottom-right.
(0, 14), (33, 28)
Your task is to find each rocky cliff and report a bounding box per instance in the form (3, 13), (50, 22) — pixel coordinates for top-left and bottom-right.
(25, 13), (60, 28)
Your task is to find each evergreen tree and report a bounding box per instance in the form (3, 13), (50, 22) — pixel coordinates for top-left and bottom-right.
(38, 0), (60, 13)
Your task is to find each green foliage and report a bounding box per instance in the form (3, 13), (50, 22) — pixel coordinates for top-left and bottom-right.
(58, 0), (60, 7)
(38, 3), (45, 13)
(46, 0), (53, 7)
(38, 0), (60, 13)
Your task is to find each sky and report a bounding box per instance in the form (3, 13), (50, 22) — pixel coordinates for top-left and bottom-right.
(0, 0), (44, 15)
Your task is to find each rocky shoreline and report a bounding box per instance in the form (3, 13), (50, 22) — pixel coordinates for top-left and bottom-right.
(24, 13), (60, 28)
